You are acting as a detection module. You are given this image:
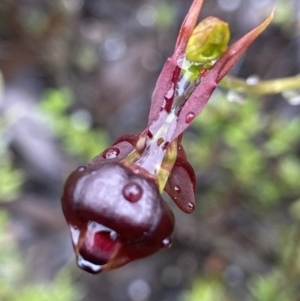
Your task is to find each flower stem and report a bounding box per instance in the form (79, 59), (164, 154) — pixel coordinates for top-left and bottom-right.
(220, 75), (300, 95)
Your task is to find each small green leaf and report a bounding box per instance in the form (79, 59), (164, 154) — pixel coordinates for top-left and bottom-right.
(41, 88), (72, 114)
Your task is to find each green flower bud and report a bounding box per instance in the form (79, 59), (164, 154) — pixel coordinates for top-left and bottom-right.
(185, 16), (230, 64)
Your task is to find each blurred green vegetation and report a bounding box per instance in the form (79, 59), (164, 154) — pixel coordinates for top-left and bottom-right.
(183, 90), (300, 300)
(0, 210), (81, 301)
(0, 73), (24, 200)
(0, 77), (82, 301)
(39, 88), (108, 161)
(184, 225), (300, 301)
(0, 140), (24, 201)
(184, 92), (300, 213)
(0, 0), (300, 299)
(183, 278), (230, 301)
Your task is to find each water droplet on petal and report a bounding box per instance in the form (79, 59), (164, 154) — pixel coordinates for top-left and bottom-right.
(77, 254), (103, 274)
(165, 83), (175, 99)
(176, 55), (184, 68)
(77, 166), (86, 172)
(188, 202), (195, 211)
(174, 185), (181, 193)
(122, 182), (143, 202)
(161, 237), (172, 249)
(102, 147), (120, 159)
(200, 69), (208, 77)
(185, 112), (195, 123)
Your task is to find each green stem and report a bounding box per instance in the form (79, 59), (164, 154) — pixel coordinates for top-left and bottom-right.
(219, 75), (300, 95)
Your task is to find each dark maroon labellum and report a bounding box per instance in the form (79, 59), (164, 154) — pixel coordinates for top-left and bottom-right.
(102, 147), (120, 159)
(61, 162), (175, 273)
(122, 182), (143, 202)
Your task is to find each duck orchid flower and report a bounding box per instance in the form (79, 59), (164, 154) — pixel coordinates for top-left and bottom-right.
(61, 0), (274, 273)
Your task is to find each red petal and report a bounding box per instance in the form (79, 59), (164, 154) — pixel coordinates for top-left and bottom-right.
(147, 0), (204, 127)
(112, 134), (140, 146)
(165, 156), (196, 213)
(216, 8), (275, 82)
(175, 0), (205, 56)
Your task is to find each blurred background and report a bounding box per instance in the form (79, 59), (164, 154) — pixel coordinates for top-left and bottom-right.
(1, 0), (300, 300)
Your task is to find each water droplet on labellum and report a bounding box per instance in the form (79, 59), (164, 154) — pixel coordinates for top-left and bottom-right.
(102, 147), (120, 159)
(161, 237), (172, 249)
(77, 254), (103, 274)
(77, 166), (86, 172)
(110, 231), (118, 240)
(69, 225), (80, 246)
(122, 182), (143, 202)
(188, 202), (195, 211)
(185, 112), (195, 123)
(174, 185), (181, 193)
